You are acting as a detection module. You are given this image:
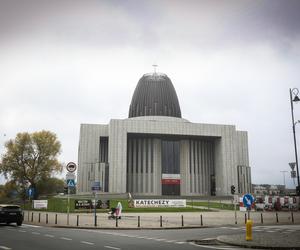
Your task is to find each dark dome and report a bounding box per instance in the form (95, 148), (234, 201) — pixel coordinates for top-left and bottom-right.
(129, 73), (182, 118)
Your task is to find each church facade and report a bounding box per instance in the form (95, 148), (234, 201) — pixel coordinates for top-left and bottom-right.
(77, 72), (251, 196)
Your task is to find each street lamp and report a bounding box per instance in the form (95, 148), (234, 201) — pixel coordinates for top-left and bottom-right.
(289, 88), (300, 195)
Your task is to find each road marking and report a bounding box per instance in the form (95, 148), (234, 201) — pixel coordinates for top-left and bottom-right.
(104, 246), (121, 250)
(154, 238), (166, 241)
(175, 242), (186, 244)
(266, 231), (276, 233)
(0, 246), (12, 250)
(22, 224), (41, 228)
(44, 234), (54, 238)
(80, 241), (94, 245)
(60, 237), (72, 241)
(18, 230), (26, 233)
(32, 232), (40, 235)
(189, 242), (241, 249)
(165, 240), (177, 243)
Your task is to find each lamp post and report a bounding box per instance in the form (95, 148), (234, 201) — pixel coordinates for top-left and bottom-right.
(289, 88), (300, 195)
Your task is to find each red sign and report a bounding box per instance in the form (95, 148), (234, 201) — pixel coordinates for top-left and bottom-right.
(161, 179), (180, 185)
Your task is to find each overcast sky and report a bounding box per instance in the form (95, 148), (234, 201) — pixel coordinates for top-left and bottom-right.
(1, 0), (300, 188)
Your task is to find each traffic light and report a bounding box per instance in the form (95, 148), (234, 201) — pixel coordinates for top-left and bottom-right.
(231, 185), (236, 195)
(296, 186), (300, 196)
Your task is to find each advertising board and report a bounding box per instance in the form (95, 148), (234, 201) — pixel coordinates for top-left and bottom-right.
(133, 199), (186, 208)
(33, 200), (48, 209)
(74, 200), (110, 209)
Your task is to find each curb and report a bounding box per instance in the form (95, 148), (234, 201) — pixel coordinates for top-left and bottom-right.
(216, 235), (300, 250)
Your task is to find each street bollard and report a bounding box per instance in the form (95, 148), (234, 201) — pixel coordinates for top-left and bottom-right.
(116, 217), (118, 227)
(77, 215), (79, 226)
(181, 215), (184, 227)
(244, 213), (247, 224)
(138, 216), (140, 228)
(55, 214), (57, 225)
(95, 215), (97, 227)
(276, 212), (279, 223)
(27, 211), (29, 221)
(46, 214), (48, 224)
(200, 214), (203, 226)
(38, 213), (41, 223)
(260, 213), (263, 224)
(246, 219), (253, 241)
(160, 216), (163, 227)
(31, 212), (33, 222)
(292, 212), (294, 223)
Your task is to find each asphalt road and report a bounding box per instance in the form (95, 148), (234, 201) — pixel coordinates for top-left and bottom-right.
(1, 224), (299, 250)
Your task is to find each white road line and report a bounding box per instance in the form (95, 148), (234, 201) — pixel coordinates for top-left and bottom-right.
(22, 224), (41, 228)
(175, 242), (186, 244)
(154, 238), (166, 241)
(60, 237), (72, 241)
(0, 246), (12, 250)
(165, 240), (177, 243)
(44, 234), (54, 238)
(32, 232), (40, 235)
(80, 241), (94, 245)
(18, 230), (26, 233)
(104, 246), (121, 250)
(189, 242), (240, 249)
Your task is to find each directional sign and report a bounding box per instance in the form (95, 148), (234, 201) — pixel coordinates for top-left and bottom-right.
(66, 162), (77, 173)
(67, 179), (76, 187)
(27, 187), (35, 198)
(243, 193), (254, 208)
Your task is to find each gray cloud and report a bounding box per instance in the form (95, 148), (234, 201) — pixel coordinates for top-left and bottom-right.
(1, 0), (300, 187)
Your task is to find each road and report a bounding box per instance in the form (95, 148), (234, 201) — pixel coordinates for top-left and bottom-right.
(1, 224), (300, 250)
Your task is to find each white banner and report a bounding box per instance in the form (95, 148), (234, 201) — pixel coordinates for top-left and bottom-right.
(134, 199), (186, 208)
(33, 200), (48, 209)
(161, 174), (180, 179)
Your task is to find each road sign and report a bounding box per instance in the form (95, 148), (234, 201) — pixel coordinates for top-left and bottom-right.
(243, 194), (254, 208)
(291, 170), (297, 178)
(289, 162), (296, 171)
(66, 162), (77, 173)
(92, 181), (101, 191)
(67, 179), (76, 187)
(66, 172), (76, 180)
(27, 187), (35, 198)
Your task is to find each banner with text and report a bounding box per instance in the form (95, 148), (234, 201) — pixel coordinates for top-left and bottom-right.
(133, 199), (186, 208)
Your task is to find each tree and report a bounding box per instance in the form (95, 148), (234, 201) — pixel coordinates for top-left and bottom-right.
(0, 131), (63, 199)
(36, 177), (65, 196)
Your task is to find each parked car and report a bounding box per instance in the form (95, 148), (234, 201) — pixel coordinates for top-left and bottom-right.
(0, 204), (23, 226)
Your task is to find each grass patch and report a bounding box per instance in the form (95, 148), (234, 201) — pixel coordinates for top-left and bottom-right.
(21, 198), (209, 213)
(187, 201), (236, 210)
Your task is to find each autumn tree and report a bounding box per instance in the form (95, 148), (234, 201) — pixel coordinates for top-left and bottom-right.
(0, 131), (63, 198)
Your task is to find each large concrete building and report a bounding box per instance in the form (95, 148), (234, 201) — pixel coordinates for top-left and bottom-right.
(77, 72), (251, 196)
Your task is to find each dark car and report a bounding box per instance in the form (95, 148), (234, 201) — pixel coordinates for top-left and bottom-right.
(0, 204), (23, 226)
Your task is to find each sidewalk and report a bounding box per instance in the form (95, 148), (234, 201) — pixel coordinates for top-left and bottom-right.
(217, 230), (300, 249)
